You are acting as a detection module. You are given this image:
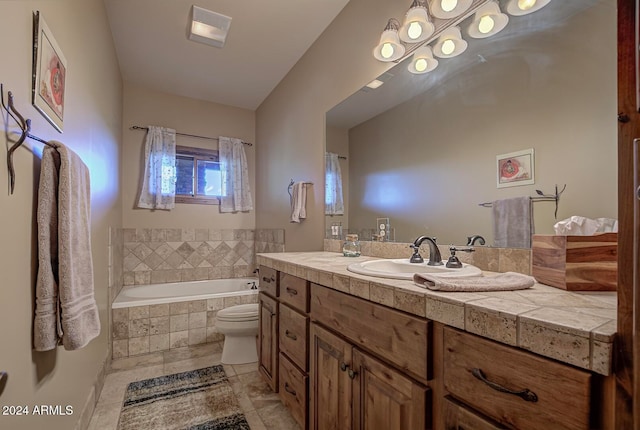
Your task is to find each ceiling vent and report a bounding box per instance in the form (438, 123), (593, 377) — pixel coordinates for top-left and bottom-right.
(189, 5), (232, 48)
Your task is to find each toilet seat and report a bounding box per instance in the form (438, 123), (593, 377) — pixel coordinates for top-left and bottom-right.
(216, 303), (259, 322)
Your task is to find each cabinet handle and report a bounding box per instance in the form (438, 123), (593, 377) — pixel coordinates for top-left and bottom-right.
(285, 330), (298, 341)
(340, 362), (348, 372)
(471, 368), (538, 403)
(285, 287), (298, 295)
(348, 369), (358, 380)
(284, 382), (297, 396)
(261, 276), (274, 283)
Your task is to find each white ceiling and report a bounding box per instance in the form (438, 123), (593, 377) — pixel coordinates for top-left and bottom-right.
(103, 0), (350, 110)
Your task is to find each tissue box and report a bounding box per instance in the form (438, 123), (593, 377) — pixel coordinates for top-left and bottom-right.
(531, 233), (617, 291)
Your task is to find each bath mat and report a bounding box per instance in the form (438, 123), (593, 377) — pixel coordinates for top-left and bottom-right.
(117, 365), (249, 430)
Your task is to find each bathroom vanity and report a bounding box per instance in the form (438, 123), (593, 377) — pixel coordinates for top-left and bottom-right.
(257, 252), (616, 429)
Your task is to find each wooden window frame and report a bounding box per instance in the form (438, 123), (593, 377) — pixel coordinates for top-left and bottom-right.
(174, 145), (221, 205)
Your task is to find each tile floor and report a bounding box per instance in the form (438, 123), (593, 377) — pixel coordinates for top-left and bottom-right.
(88, 342), (300, 430)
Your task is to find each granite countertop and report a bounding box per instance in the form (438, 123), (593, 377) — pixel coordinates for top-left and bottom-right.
(256, 251), (617, 376)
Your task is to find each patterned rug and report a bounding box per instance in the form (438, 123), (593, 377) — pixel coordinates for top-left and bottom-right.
(117, 365), (250, 430)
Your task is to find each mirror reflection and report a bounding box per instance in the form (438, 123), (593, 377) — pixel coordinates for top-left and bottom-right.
(325, 0), (616, 247)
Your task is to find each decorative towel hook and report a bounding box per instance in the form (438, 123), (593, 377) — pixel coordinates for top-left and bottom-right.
(1, 83), (53, 194)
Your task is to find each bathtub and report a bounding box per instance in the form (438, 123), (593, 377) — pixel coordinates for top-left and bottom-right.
(112, 278), (259, 308)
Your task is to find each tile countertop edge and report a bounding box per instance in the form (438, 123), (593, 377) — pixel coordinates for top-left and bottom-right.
(256, 252), (617, 375)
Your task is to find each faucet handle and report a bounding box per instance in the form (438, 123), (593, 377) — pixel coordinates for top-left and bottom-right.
(409, 244), (424, 263)
(446, 246), (474, 268)
(450, 246), (475, 254)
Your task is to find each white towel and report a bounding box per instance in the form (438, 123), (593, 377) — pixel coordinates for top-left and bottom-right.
(290, 182), (307, 223)
(492, 197), (533, 248)
(34, 142), (100, 351)
(413, 272), (535, 292)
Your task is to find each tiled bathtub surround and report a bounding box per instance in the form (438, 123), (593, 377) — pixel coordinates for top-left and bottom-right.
(112, 293), (258, 358)
(123, 228), (256, 286)
(255, 229), (285, 253)
(323, 238), (531, 275)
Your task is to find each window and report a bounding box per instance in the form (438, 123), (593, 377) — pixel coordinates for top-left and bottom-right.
(175, 145), (223, 205)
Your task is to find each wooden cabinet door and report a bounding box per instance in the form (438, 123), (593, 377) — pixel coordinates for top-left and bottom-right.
(310, 323), (352, 430)
(258, 292), (279, 392)
(352, 348), (430, 430)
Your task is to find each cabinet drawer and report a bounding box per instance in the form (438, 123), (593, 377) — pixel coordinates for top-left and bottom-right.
(280, 272), (309, 313)
(443, 396), (507, 430)
(279, 352), (308, 429)
(443, 327), (591, 430)
(279, 303), (309, 371)
(259, 265), (279, 297)
(311, 284), (430, 381)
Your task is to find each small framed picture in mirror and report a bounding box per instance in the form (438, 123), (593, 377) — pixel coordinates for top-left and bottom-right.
(496, 148), (534, 188)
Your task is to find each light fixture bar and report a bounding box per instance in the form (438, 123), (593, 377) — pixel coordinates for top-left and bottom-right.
(393, 0), (491, 63)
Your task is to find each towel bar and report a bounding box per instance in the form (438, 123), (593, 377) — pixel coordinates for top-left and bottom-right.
(478, 184), (566, 218)
(287, 179), (313, 201)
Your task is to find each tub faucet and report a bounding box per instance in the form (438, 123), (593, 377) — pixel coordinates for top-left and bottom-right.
(409, 236), (443, 266)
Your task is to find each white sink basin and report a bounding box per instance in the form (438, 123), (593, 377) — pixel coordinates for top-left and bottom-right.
(347, 258), (482, 280)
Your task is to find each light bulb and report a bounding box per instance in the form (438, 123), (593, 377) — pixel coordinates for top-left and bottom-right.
(407, 21), (423, 40)
(381, 43), (394, 59)
(441, 39), (455, 55)
(517, 0), (536, 11)
(478, 15), (495, 34)
(414, 58), (428, 72)
(441, 0), (458, 13)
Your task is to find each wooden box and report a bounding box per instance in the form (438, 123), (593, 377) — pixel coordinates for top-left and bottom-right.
(531, 233), (617, 291)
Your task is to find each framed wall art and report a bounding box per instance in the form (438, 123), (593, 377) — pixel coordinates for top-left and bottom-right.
(496, 148), (535, 188)
(32, 11), (67, 132)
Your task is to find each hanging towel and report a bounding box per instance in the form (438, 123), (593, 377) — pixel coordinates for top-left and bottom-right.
(34, 142), (100, 351)
(492, 196), (533, 248)
(290, 182), (307, 223)
(34, 146), (61, 351)
(413, 272), (535, 292)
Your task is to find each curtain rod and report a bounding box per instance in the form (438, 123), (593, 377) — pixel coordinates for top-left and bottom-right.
(130, 126), (253, 146)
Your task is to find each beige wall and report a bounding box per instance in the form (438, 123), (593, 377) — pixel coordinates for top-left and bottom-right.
(255, 0), (405, 251)
(348, 2), (617, 244)
(0, 1), (122, 429)
(325, 126), (350, 236)
(122, 83), (256, 230)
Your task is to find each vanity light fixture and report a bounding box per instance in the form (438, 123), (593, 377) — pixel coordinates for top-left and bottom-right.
(373, 0), (553, 74)
(373, 18), (406, 62)
(433, 26), (468, 58)
(399, 0), (435, 44)
(189, 5), (232, 48)
(429, 0), (473, 19)
(505, 0), (551, 16)
(408, 46), (439, 74)
(468, 1), (509, 39)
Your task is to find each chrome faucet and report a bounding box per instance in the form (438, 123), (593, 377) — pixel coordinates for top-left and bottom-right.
(409, 236), (443, 266)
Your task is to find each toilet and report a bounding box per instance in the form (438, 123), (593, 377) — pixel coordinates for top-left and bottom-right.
(215, 303), (260, 364)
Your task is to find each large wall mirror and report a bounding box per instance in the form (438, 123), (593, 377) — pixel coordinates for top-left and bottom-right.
(325, 0), (616, 247)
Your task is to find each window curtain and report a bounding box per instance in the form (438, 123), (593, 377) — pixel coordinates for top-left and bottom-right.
(219, 136), (253, 212)
(325, 152), (344, 215)
(136, 126), (177, 210)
